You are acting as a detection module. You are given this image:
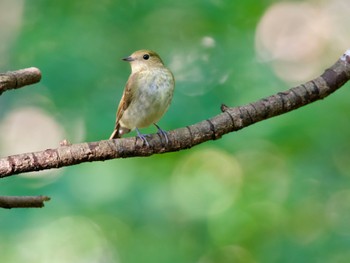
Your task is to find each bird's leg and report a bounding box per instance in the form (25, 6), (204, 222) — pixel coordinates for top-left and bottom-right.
(135, 128), (150, 147)
(154, 123), (169, 144)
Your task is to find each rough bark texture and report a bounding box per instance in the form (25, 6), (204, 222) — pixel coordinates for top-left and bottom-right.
(0, 51), (349, 179)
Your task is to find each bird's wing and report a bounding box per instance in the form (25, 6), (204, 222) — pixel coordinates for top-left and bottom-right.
(115, 72), (139, 125)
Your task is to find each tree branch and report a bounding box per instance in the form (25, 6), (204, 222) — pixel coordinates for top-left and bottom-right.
(0, 195), (50, 209)
(0, 67), (41, 96)
(1, 50), (350, 178)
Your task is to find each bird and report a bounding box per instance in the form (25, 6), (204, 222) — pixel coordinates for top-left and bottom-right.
(109, 49), (175, 146)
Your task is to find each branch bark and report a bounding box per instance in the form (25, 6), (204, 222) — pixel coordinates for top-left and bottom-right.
(0, 51), (350, 179)
(0, 195), (50, 209)
(0, 67), (41, 95)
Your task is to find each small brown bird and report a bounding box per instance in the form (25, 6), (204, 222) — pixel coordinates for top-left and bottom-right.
(109, 50), (175, 145)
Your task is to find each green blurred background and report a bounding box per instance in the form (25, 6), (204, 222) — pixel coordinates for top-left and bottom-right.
(1, 0), (350, 262)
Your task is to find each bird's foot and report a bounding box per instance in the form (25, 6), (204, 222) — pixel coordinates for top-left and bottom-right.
(154, 123), (169, 144)
(136, 128), (150, 147)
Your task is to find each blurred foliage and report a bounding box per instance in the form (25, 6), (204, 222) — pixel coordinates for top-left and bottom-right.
(1, 0), (350, 263)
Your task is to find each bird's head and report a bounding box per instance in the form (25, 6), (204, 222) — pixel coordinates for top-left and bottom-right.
(123, 50), (165, 73)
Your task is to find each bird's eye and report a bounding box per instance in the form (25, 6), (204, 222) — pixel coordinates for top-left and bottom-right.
(143, 54), (150, 60)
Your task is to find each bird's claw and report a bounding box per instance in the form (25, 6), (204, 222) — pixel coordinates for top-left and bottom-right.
(136, 128), (150, 147)
(135, 124), (169, 147)
(154, 123), (169, 144)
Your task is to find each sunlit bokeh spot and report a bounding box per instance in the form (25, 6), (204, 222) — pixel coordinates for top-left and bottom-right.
(256, 2), (330, 62)
(201, 36), (216, 48)
(0, 106), (66, 180)
(323, 0), (350, 52)
(0, 107), (65, 155)
(255, 2), (332, 83)
(170, 38), (231, 97)
(171, 148), (242, 219)
(69, 161), (134, 205)
(9, 216), (118, 263)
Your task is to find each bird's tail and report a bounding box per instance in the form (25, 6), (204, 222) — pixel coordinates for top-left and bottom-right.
(109, 124), (131, 140)
(109, 129), (120, 140)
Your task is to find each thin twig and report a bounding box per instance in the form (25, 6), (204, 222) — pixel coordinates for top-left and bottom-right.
(0, 195), (50, 209)
(0, 50), (349, 178)
(0, 67), (41, 96)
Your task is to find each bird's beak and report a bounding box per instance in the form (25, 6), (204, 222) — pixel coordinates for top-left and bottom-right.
(122, 56), (134, 62)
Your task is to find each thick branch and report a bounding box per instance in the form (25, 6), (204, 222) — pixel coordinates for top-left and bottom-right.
(0, 67), (41, 96)
(1, 51), (350, 178)
(0, 195), (50, 209)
